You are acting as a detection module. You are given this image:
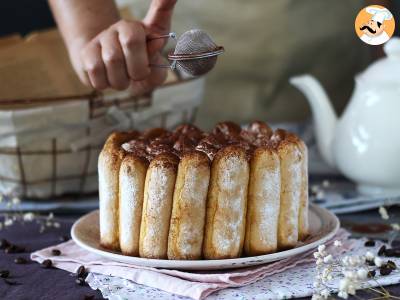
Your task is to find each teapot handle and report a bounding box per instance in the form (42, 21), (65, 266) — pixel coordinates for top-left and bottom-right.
(384, 37), (400, 59)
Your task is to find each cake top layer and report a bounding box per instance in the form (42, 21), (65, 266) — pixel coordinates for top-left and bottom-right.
(121, 121), (292, 162)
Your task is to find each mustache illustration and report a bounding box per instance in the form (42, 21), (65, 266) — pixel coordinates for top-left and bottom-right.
(360, 25), (376, 34)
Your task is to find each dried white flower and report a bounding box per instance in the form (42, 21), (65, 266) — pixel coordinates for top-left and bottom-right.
(316, 190), (325, 199)
(339, 278), (350, 291)
(374, 257), (383, 267)
(365, 251), (375, 261)
(349, 256), (361, 267)
(47, 212), (54, 220)
(379, 206), (389, 220)
(343, 270), (357, 280)
(342, 256), (350, 266)
(323, 254), (333, 264)
(322, 180), (330, 188)
(314, 252), (320, 259)
(338, 291), (348, 299)
(320, 289), (330, 298)
(23, 212), (35, 222)
(312, 294), (323, 300)
(318, 245), (326, 252)
(334, 240), (342, 247)
(356, 269), (368, 280)
(316, 258), (323, 265)
(311, 185), (320, 193)
(391, 223), (400, 231)
(4, 219), (13, 226)
(53, 222), (60, 228)
(11, 197), (21, 205)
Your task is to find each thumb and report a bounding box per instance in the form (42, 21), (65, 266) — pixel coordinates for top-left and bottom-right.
(143, 0), (177, 33)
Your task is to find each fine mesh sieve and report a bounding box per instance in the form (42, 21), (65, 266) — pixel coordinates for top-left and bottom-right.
(148, 29), (224, 76)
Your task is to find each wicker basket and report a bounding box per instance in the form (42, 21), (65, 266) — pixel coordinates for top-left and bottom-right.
(0, 73), (204, 199)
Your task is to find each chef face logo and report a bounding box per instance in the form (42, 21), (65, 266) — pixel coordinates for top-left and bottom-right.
(355, 5), (395, 45)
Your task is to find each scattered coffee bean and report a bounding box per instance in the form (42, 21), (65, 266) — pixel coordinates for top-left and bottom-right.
(387, 260), (397, 270)
(5, 245), (25, 254)
(364, 240), (375, 247)
(367, 270), (376, 278)
(4, 245), (16, 254)
(380, 265), (393, 276)
(83, 295), (94, 300)
(0, 239), (10, 249)
(14, 257), (27, 264)
(75, 277), (86, 286)
(0, 270), (9, 278)
(41, 259), (52, 269)
(51, 249), (61, 256)
(383, 248), (400, 257)
(378, 245), (386, 256)
(77, 265), (87, 278)
(59, 235), (69, 242)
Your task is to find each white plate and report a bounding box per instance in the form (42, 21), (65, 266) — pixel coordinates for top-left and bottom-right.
(71, 204), (339, 270)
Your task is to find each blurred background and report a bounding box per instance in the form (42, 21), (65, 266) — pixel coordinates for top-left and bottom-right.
(1, 0), (398, 129)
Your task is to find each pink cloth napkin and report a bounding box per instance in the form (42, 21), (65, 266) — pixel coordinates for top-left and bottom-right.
(31, 229), (352, 300)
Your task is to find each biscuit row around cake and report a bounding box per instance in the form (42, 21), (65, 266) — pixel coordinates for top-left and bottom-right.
(98, 121), (309, 260)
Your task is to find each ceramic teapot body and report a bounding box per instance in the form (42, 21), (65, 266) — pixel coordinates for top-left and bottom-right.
(291, 38), (400, 196)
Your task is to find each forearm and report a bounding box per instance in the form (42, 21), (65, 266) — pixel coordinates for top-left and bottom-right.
(49, 0), (120, 51)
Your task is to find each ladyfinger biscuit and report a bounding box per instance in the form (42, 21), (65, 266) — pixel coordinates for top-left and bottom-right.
(244, 146), (281, 255)
(203, 146), (250, 259)
(287, 134), (309, 240)
(139, 153), (179, 258)
(119, 154), (148, 255)
(99, 131), (138, 250)
(167, 151), (210, 260)
(274, 131), (302, 249)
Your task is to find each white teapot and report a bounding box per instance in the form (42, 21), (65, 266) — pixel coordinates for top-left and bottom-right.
(290, 38), (400, 196)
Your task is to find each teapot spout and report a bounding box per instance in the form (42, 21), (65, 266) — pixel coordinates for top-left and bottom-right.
(290, 75), (337, 168)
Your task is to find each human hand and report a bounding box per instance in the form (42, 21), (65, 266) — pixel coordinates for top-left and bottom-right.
(74, 0), (177, 93)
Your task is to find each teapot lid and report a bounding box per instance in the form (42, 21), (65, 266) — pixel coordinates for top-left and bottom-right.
(357, 37), (400, 83)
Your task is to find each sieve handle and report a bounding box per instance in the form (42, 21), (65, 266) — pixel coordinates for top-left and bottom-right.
(147, 32), (176, 41)
(147, 32), (176, 69)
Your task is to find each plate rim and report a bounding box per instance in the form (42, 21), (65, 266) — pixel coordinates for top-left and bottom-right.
(71, 204), (340, 270)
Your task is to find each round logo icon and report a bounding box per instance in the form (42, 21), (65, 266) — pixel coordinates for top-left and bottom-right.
(355, 5), (395, 46)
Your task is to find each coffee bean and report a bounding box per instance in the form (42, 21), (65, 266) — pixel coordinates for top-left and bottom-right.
(380, 265), (393, 276)
(5, 245), (25, 254)
(83, 295), (94, 300)
(75, 277), (85, 286)
(77, 265), (86, 278)
(0, 239), (10, 249)
(387, 260), (397, 270)
(378, 245), (386, 256)
(41, 259), (52, 268)
(14, 257), (27, 264)
(51, 249), (61, 256)
(364, 240), (375, 247)
(367, 270), (376, 278)
(384, 248), (400, 257)
(4, 245), (16, 254)
(0, 270), (9, 278)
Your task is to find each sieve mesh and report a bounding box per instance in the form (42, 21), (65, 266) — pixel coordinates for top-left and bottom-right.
(168, 29), (223, 76)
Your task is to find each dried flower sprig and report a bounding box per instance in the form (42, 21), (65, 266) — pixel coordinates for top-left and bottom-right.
(312, 240), (400, 299)
(313, 204), (400, 299)
(0, 195), (59, 233)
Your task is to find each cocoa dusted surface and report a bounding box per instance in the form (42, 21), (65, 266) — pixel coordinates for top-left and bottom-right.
(121, 121), (288, 162)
